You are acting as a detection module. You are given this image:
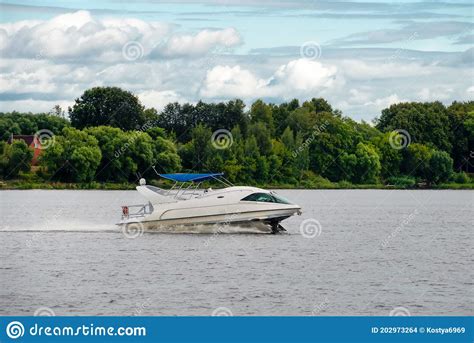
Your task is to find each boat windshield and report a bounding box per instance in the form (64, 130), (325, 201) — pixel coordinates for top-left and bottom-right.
(271, 193), (293, 204)
(241, 192), (293, 204)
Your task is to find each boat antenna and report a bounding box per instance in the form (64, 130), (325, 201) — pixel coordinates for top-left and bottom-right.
(152, 165), (160, 176)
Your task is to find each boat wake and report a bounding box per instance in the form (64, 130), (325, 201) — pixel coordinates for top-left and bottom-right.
(1, 221), (276, 234)
(0, 222), (117, 233)
(140, 223), (273, 234)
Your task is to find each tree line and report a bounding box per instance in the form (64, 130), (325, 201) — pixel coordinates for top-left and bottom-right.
(1, 87), (472, 187)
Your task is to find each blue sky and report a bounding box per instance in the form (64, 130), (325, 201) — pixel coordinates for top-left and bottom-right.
(0, 0), (473, 120)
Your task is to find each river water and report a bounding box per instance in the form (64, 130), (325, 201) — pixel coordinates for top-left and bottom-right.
(0, 189), (472, 316)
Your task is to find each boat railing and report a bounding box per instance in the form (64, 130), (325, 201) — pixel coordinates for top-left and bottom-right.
(150, 166), (233, 201)
(121, 203), (153, 219)
(163, 181), (205, 200)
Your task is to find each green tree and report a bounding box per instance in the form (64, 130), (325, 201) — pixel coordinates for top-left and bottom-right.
(188, 124), (212, 170)
(40, 127), (102, 182)
(250, 100), (274, 133)
(447, 101), (474, 172)
(376, 102), (452, 152)
(308, 114), (361, 181)
(0, 112), (69, 141)
(152, 136), (181, 173)
(427, 150), (453, 184)
(248, 122), (273, 155)
(0, 140), (33, 179)
(85, 126), (136, 182)
(372, 132), (403, 179)
(353, 142), (381, 184)
(403, 143), (432, 180)
(69, 87), (146, 130)
(310, 98), (333, 114)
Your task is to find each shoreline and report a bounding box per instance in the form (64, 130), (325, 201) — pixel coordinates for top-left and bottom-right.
(1, 180), (472, 190)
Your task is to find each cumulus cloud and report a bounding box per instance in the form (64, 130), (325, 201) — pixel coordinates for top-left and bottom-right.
(200, 65), (265, 98)
(363, 94), (405, 109)
(0, 9), (472, 121)
(200, 58), (338, 100)
(138, 90), (186, 110)
(154, 28), (241, 57)
(0, 11), (241, 61)
(417, 87), (454, 101)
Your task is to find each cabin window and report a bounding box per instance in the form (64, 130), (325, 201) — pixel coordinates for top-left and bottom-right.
(271, 194), (292, 204)
(241, 193), (273, 202)
(241, 192), (293, 204)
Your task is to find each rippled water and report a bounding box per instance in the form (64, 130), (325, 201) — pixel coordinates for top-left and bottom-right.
(0, 189), (472, 316)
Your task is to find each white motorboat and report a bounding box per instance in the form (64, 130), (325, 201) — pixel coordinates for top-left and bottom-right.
(118, 172), (301, 234)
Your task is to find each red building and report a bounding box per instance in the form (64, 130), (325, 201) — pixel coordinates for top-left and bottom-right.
(7, 134), (42, 165)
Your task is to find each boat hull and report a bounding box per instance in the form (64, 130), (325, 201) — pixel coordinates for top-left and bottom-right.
(118, 207), (299, 234)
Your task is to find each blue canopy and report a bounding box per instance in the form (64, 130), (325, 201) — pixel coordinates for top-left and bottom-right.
(159, 173), (224, 183)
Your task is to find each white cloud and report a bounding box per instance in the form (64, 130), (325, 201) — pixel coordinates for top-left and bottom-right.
(417, 87), (453, 101)
(0, 99), (73, 113)
(200, 58), (338, 100)
(0, 11), (240, 61)
(138, 90), (186, 111)
(156, 28), (241, 57)
(364, 94), (405, 109)
(271, 58), (338, 91)
(0, 11), (472, 120)
(200, 65), (266, 98)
